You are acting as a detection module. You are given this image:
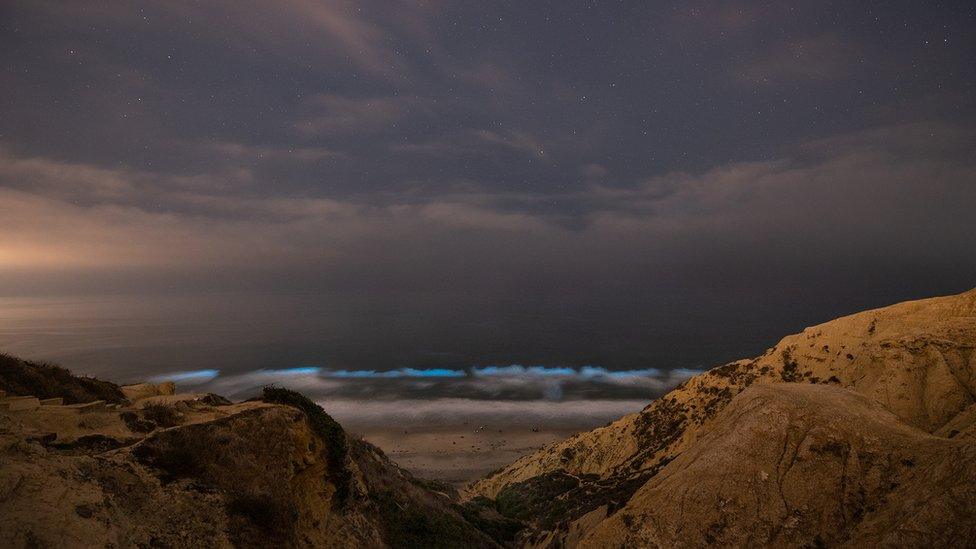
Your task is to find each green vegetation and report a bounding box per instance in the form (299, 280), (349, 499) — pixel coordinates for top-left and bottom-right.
(0, 352), (126, 404)
(780, 349), (803, 382)
(373, 491), (493, 549)
(493, 469), (654, 531)
(709, 360), (759, 386)
(495, 471), (580, 523)
(634, 395), (689, 452)
(457, 497), (524, 546)
(261, 386), (351, 509)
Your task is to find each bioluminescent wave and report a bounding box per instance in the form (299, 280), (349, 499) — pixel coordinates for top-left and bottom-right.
(147, 364), (705, 405)
(149, 364), (704, 384)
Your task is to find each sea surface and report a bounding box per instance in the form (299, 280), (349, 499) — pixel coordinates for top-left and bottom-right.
(0, 292), (744, 432)
(0, 290), (804, 380)
(0, 289), (884, 431)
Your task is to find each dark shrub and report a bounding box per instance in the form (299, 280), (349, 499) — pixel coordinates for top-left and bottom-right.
(198, 393), (232, 406)
(140, 403), (183, 428)
(0, 353), (126, 403)
(457, 497), (524, 546)
(50, 434), (131, 455)
(373, 491), (492, 549)
(120, 411), (157, 433)
(495, 471), (580, 522)
(131, 428), (208, 480)
(780, 349), (803, 382)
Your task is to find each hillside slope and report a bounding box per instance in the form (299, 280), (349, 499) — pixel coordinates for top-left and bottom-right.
(0, 379), (514, 548)
(559, 384), (976, 547)
(0, 353), (126, 404)
(468, 288), (976, 546)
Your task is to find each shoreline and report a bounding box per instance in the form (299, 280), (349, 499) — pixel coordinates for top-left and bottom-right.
(354, 424), (582, 487)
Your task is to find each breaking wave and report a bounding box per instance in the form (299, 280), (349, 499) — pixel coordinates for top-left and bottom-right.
(150, 364), (704, 403)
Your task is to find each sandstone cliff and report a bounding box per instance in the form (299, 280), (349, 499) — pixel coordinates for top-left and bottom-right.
(0, 381), (514, 548)
(468, 288), (976, 546)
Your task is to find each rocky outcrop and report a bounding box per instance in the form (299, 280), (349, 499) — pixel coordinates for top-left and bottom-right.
(468, 288), (976, 546)
(120, 381), (176, 402)
(0, 354), (126, 404)
(0, 385), (510, 548)
(564, 384), (976, 547)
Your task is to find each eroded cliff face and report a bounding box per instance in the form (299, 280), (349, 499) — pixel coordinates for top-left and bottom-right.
(0, 389), (507, 548)
(558, 384), (976, 547)
(468, 288), (976, 546)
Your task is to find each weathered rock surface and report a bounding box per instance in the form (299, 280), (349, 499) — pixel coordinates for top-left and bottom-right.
(469, 288), (976, 547)
(120, 381), (176, 402)
(570, 384), (976, 547)
(0, 384), (510, 548)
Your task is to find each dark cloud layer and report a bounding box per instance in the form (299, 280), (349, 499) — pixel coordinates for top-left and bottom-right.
(0, 2), (974, 375)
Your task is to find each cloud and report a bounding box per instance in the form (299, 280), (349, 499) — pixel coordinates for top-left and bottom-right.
(416, 202), (550, 232)
(391, 129), (550, 161)
(583, 122), (976, 250)
(14, 0), (418, 77)
(669, 4), (768, 37)
(0, 122), (973, 293)
(458, 64), (524, 93)
(579, 164), (609, 179)
(295, 94), (420, 137)
(735, 34), (856, 86)
(474, 130), (548, 158)
(209, 142), (341, 162)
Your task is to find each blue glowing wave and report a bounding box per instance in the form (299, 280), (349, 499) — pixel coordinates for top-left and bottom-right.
(318, 365), (681, 379)
(148, 364), (702, 383)
(149, 369), (220, 384)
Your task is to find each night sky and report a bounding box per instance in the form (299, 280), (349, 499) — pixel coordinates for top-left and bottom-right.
(1, 1), (975, 376)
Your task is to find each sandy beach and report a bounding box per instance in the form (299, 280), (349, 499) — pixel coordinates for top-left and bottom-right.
(356, 424), (579, 487)
(325, 398), (649, 487)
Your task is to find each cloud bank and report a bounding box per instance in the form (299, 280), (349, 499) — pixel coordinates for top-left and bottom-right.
(1, 122), (973, 295)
